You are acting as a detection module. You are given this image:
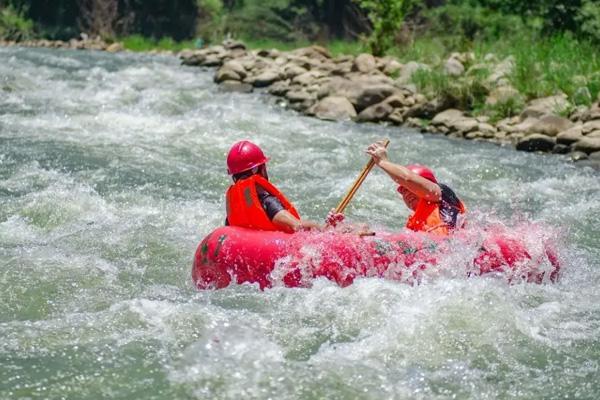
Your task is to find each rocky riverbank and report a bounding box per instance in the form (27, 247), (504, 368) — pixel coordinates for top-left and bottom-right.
(0, 36), (126, 52)
(3, 38), (599, 166)
(179, 41), (600, 167)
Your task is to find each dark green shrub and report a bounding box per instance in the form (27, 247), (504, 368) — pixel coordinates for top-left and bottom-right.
(423, 3), (533, 45)
(0, 4), (34, 40)
(352, 0), (414, 56)
(577, 0), (600, 44)
(412, 67), (490, 111)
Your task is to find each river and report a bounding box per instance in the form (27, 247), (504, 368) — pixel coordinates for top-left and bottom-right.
(1, 47), (599, 399)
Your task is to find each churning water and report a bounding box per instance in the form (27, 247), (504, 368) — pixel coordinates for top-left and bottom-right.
(1, 47), (599, 399)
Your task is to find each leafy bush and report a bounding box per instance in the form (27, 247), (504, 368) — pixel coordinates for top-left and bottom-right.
(195, 0), (322, 44)
(352, 0), (413, 56)
(0, 5), (34, 40)
(121, 34), (196, 51)
(196, 0), (225, 42)
(423, 3), (533, 46)
(484, 95), (525, 121)
(577, 0), (600, 44)
(505, 34), (600, 103)
(412, 68), (489, 111)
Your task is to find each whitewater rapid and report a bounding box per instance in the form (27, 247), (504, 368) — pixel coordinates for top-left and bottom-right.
(1, 46), (599, 399)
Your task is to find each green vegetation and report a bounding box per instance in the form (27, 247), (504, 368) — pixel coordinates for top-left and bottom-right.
(121, 35), (197, 52)
(2, 0), (599, 120)
(243, 38), (366, 56)
(352, 0), (413, 56)
(0, 4), (33, 40)
(500, 35), (600, 105)
(410, 33), (599, 119)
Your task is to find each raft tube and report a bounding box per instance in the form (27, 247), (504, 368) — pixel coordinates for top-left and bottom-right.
(192, 226), (560, 290)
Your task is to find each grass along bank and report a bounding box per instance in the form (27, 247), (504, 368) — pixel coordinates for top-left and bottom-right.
(181, 36), (600, 163)
(223, 34), (600, 121)
(8, 29), (599, 123)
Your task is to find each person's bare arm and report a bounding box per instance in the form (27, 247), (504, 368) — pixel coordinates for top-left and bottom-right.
(272, 210), (322, 232)
(366, 141), (441, 202)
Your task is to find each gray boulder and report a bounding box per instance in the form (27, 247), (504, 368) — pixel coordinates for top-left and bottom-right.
(290, 45), (331, 60)
(512, 117), (540, 134)
(520, 95), (571, 119)
(487, 56), (515, 85)
(526, 114), (574, 137)
(556, 125), (584, 145)
(403, 98), (450, 120)
(283, 64), (308, 79)
(353, 85), (397, 111)
(395, 61), (430, 85)
(106, 42), (124, 53)
(382, 58), (403, 76)
(383, 94), (413, 109)
(588, 130), (600, 138)
(268, 81), (291, 96)
(202, 55), (224, 67)
(313, 76), (398, 111)
(250, 70), (281, 87)
(353, 53), (377, 73)
(572, 137), (600, 154)
(215, 68), (241, 83)
(581, 103), (600, 122)
(516, 134), (555, 152)
(387, 109), (405, 125)
(222, 60), (247, 79)
(478, 123), (497, 137)
(485, 86), (521, 107)
(285, 90), (313, 103)
(309, 96), (357, 121)
(292, 71), (324, 86)
(444, 57), (465, 77)
(432, 109), (464, 126)
(582, 120), (600, 134)
(450, 118), (479, 134)
(356, 102), (393, 123)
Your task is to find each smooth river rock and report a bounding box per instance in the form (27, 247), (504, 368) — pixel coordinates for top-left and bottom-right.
(572, 137), (600, 154)
(250, 70), (281, 87)
(516, 134), (555, 152)
(353, 53), (377, 73)
(309, 96), (357, 121)
(556, 125), (584, 145)
(356, 101), (393, 123)
(526, 114), (574, 137)
(432, 109), (464, 127)
(520, 95), (570, 119)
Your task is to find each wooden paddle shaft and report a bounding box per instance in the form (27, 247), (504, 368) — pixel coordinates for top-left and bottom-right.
(335, 139), (390, 214)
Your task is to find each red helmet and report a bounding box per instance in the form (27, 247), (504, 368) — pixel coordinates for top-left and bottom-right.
(226, 140), (269, 175)
(405, 164), (437, 183)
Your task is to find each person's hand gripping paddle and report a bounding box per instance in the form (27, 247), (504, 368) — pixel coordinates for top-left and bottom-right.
(326, 139), (390, 235)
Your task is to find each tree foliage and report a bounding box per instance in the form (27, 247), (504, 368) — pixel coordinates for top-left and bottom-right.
(0, 3), (33, 40)
(1, 0), (600, 45)
(352, 0), (413, 56)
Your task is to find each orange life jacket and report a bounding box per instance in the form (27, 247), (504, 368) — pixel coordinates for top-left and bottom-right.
(226, 174), (300, 233)
(406, 197), (466, 236)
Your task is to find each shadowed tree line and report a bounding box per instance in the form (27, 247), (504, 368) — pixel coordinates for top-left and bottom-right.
(1, 0), (599, 50)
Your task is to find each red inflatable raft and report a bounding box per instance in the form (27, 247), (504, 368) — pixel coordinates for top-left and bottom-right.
(192, 225), (560, 290)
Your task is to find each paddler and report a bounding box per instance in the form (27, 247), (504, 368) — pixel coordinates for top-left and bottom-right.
(225, 140), (321, 233)
(365, 140), (466, 235)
